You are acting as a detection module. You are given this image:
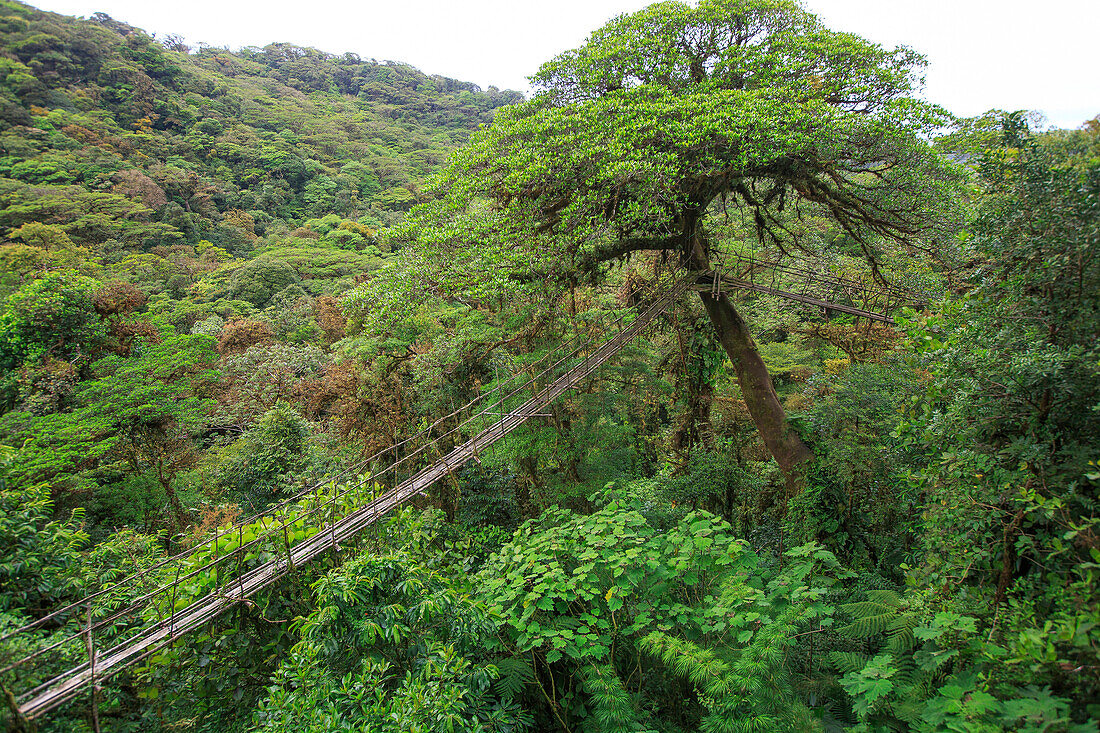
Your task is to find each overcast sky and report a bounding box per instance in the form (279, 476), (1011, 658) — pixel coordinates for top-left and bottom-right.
(33, 0), (1099, 129)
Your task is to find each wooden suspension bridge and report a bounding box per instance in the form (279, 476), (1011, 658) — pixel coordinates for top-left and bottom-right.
(1, 264), (916, 723)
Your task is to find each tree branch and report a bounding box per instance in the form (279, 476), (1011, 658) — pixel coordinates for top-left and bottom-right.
(589, 236), (680, 263)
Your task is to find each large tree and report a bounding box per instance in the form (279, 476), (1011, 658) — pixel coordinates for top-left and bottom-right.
(383, 0), (959, 488)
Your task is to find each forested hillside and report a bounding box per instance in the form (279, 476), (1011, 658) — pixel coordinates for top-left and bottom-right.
(0, 0), (520, 530)
(1, 1), (1098, 732)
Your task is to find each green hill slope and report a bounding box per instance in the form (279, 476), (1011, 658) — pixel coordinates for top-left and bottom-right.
(0, 0), (521, 255)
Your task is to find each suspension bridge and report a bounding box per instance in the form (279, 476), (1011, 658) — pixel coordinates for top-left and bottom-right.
(1, 260), (919, 723)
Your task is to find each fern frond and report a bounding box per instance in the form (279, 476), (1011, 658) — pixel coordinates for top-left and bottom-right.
(839, 609), (897, 639)
(839, 589), (914, 643)
(491, 655), (534, 700)
(864, 589), (902, 606)
(828, 651), (868, 675)
(885, 622), (916, 656)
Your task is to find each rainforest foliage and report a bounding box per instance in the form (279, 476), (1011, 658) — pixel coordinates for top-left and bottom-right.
(0, 0), (1097, 731)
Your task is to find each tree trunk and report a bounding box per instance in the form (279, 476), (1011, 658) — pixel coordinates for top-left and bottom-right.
(680, 205), (813, 494)
(697, 289), (813, 493)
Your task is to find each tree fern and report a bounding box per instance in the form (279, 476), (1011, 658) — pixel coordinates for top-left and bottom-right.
(838, 589), (918, 655)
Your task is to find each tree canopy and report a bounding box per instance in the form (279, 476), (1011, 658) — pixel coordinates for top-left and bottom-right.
(393, 0), (958, 294)
(383, 0), (962, 486)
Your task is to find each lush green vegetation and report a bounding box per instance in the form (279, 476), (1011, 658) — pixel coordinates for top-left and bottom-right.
(1, 0), (1097, 731)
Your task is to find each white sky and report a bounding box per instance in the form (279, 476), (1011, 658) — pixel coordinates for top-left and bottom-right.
(32, 0), (1099, 129)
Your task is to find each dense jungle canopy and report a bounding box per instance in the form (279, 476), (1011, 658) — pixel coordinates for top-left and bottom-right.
(0, 0), (1097, 731)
